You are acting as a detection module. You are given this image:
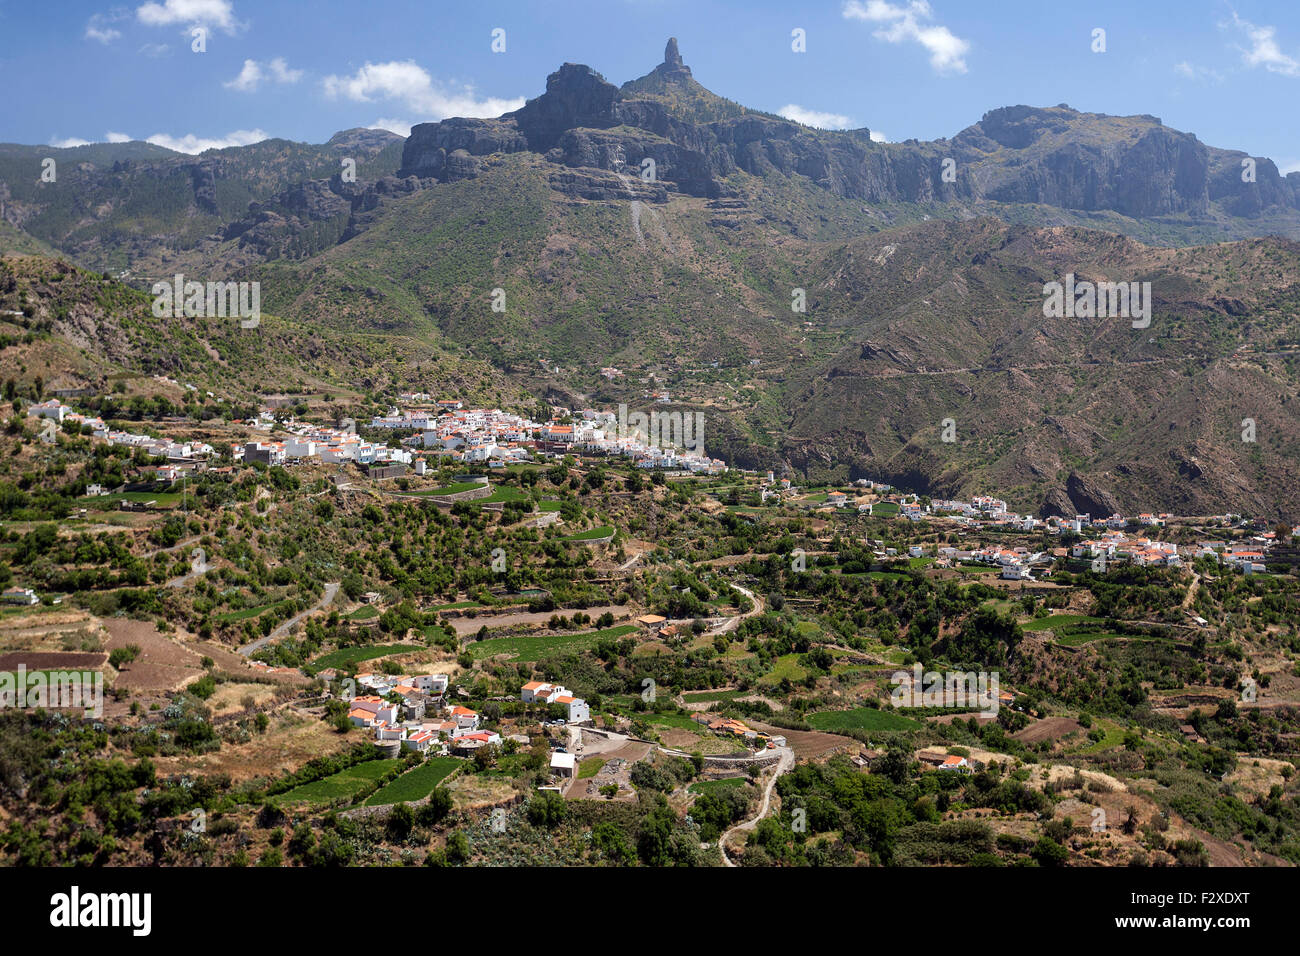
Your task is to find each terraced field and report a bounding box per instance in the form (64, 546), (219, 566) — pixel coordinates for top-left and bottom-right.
(274, 759), (402, 807)
(364, 757), (460, 806)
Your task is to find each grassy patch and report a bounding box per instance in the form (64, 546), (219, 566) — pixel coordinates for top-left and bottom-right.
(479, 486), (529, 504)
(410, 481), (485, 496)
(807, 707), (922, 732)
(682, 689), (745, 703)
(468, 624), (636, 661)
(1078, 722), (1126, 754)
(363, 757), (460, 806)
(275, 759), (402, 807)
(759, 653), (809, 686)
(578, 758), (606, 779)
(76, 491), (184, 510)
(688, 777), (749, 794)
(1022, 614), (1104, 632)
(644, 712), (703, 732)
(566, 525), (615, 541)
(214, 599), (294, 623)
(306, 643), (413, 674)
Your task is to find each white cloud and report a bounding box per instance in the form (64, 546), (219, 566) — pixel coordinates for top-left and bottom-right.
(106, 131), (132, 143)
(843, 0), (970, 74)
(144, 128), (269, 153)
(870, 130), (889, 143)
(323, 60), (524, 119)
(225, 56), (302, 92)
(225, 59), (261, 92)
(1281, 160), (1300, 175)
(50, 137), (92, 148)
(85, 11), (126, 44)
(1229, 13), (1300, 77)
(1173, 60), (1224, 83)
(370, 118), (413, 137)
(267, 57), (301, 83)
(778, 105), (854, 130)
(138, 43), (170, 57)
(137, 0), (237, 33)
(85, 24), (121, 43)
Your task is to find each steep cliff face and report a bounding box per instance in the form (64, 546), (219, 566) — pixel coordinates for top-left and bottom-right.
(398, 40), (1300, 220)
(948, 107), (1212, 217)
(222, 174), (426, 258)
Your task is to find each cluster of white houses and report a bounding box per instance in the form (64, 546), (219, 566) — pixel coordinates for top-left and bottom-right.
(778, 475), (1297, 578)
(28, 400), (214, 466)
(341, 672), (502, 754)
(335, 672), (593, 767)
(32, 391), (727, 481)
(411, 402), (726, 474)
(239, 422), (413, 472)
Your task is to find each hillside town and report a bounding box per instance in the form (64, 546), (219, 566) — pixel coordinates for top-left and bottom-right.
(26, 395), (726, 479)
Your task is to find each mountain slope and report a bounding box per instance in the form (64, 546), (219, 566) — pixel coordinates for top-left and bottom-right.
(0, 130), (402, 273)
(782, 221), (1300, 517)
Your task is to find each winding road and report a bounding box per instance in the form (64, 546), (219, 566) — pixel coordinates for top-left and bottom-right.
(707, 582), (764, 636)
(238, 582), (340, 657)
(719, 746), (795, 867)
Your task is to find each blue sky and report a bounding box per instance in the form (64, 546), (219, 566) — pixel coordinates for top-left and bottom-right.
(3, 0), (1300, 171)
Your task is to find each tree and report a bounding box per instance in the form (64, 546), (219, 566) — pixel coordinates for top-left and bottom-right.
(592, 821), (634, 864)
(445, 830), (470, 864)
(1031, 835), (1069, 866)
(386, 802), (415, 841)
(108, 644), (141, 670)
(526, 792), (566, 828)
(416, 788), (453, 827)
(472, 743), (497, 772)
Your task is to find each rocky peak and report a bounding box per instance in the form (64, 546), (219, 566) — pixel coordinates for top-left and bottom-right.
(664, 37), (683, 68)
(507, 63), (621, 152)
(656, 36), (692, 81)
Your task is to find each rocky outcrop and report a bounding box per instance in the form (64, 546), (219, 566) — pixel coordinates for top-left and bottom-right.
(1065, 471), (1122, 518)
(223, 173), (427, 256)
(190, 162), (220, 215)
(399, 42), (1300, 219)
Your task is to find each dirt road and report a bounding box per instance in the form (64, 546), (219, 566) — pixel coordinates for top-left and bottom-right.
(719, 746), (794, 867)
(239, 582), (340, 657)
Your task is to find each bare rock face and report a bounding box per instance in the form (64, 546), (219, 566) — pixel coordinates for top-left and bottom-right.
(1065, 471), (1121, 517)
(653, 36), (692, 82)
(189, 162), (220, 215)
(1040, 488), (1077, 519)
(664, 37), (684, 69)
(510, 63), (623, 152)
(223, 172), (426, 255)
(397, 117), (529, 180)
